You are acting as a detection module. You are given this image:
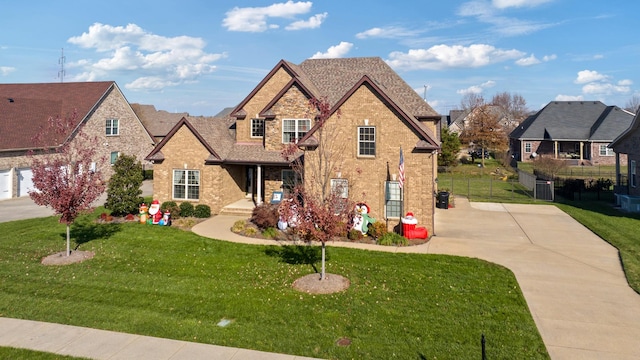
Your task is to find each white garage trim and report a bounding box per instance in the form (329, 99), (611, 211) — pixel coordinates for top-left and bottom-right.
(17, 168), (34, 197)
(0, 169), (11, 200)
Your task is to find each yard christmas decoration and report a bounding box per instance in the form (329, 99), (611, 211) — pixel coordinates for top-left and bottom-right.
(28, 111), (106, 257)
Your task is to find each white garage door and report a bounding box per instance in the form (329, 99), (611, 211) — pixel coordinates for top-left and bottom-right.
(0, 169), (10, 200)
(17, 168), (34, 197)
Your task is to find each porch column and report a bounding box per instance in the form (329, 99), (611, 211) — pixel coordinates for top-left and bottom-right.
(580, 142), (584, 162)
(554, 141), (558, 159)
(615, 152), (621, 186)
(256, 165), (262, 205)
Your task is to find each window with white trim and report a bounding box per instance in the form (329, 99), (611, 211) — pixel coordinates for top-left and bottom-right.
(173, 170), (200, 200)
(251, 118), (264, 138)
(110, 151), (120, 165)
(524, 142), (532, 153)
(599, 144), (614, 156)
(632, 160), (637, 188)
(282, 169), (300, 193)
(330, 178), (348, 199)
(282, 119), (311, 143)
(106, 119), (119, 136)
(358, 126), (376, 156)
(385, 181), (402, 218)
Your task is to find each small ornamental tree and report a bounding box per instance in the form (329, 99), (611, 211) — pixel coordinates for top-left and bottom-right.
(28, 112), (106, 256)
(460, 103), (509, 168)
(105, 154), (144, 216)
(281, 97), (353, 281)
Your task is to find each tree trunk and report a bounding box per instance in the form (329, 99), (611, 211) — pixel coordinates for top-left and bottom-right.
(320, 242), (326, 280)
(66, 224), (71, 256)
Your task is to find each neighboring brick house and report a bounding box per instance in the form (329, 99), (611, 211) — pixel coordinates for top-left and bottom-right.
(130, 103), (189, 143)
(510, 101), (634, 165)
(0, 82), (155, 200)
(147, 57), (441, 235)
(609, 109), (640, 209)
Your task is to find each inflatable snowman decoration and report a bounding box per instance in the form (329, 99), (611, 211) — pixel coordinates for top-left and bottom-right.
(352, 202), (375, 235)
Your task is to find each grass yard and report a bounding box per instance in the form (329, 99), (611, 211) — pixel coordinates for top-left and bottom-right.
(0, 214), (548, 359)
(0, 347), (88, 359)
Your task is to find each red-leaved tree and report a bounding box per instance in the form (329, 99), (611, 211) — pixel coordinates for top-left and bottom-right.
(29, 112), (106, 256)
(281, 98), (353, 280)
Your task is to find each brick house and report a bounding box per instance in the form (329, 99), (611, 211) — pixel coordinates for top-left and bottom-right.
(510, 101), (633, 165)
(609, 109), (640, 210)
(0, 82), (155, 200)
(146, 57), (441, 234)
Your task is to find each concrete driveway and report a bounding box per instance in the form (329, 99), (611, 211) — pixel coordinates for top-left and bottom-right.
(0, 180), (153, 223)
(424, 198), (640, 360)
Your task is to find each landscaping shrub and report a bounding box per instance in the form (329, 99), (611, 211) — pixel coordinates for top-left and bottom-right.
(179, 202), (195, 217)
(194, 204), (211, 218)
(347, 229), (364, 241)
(244, 227), (257, 236)
(377, 232), (409, 246)
(104, 154), (144, 216)
(161, 201), (180, 218)
(232, 220), (246, 233)
(367, 221), (388, 239)
(251, 203), (279, 230)
(262, 227), (278, 239)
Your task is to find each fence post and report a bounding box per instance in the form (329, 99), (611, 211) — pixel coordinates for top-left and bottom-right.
(489, 177), (493, 199)
(481, 334), (486, 360)
(468, 178), (471, 200)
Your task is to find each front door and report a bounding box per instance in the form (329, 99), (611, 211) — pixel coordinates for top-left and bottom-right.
(246, 167), (254, 197)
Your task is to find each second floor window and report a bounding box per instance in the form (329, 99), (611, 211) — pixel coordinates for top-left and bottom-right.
(106, 119), (119, 136)
(251, 118), (264, 138)
(358, 126), (376, 156)
(282, 119), (310, 143)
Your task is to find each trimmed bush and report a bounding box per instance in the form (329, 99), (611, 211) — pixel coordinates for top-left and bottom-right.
(347, 229), (364, 241)
(367, 221), (388, 239)
(194, 204), (211, 218)
(377, 232), (409, 246)
(251, 203), (279, 230)
(161, 201), (180, 218)
(262, 227), (278, 239)
(104, 154), (144, 216)
(232, 220), (246, 233)
(179, 202), (195, 217)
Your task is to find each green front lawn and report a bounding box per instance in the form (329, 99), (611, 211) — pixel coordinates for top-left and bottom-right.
(0, 347), (88, 359)
(0, 214), (548, 359)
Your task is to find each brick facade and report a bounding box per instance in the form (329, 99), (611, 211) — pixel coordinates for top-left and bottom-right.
(0, 85), (154, 199)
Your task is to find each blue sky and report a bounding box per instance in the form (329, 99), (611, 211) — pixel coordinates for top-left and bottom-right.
(1, 0), (638, 116)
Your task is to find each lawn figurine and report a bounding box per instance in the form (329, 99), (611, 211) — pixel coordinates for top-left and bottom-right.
(352, 203), (375, 235)
(401, 212), (428, 239)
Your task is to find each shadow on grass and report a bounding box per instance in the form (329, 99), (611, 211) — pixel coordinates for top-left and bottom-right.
(61, 215), (122, 250)
(265, 245), (328, 274)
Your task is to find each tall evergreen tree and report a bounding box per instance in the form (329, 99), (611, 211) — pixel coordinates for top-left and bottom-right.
(438, 127), (461, 167)
(105, 154), (144, 216)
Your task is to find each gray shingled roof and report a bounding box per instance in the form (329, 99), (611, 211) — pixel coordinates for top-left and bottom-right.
(510, 101), (634, 141)
(131, 103), (188, 139)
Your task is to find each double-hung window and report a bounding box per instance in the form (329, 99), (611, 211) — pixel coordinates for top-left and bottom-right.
(173, 169), (200, 200)
(251, 118), (264, 138)
(524, 142), (532, 153)
(599, 144), (614, 156)
(358, 126), (376, 156)
(110, 151), (120, 165)
(385, 181), (402, 218)
(632, 160), (637, 188)
(106, 119), (119, 136)
(282, 119), (310, 143)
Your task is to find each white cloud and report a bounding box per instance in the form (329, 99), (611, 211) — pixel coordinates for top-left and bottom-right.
(582, 82), (631, 95)
(0, 66), (16, 76)
(516, 54), (540, 66)
(542, 54), (557, 62)
(457, 80), (496, 95)
(66, 23), (225, 91)
(310, 42), (353, 59)
(285, 12), (327, 30)
(223, 1), (318, 32)
(387, 44), (524, 70)
(356, 26), (423, 39)
(492, 0), (553, 9)
(555, 94), (584, 101)
(575, 70), (609, 84)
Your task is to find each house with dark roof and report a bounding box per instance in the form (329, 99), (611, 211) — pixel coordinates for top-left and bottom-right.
(146, 57), (441, 235)
(609, 108), (640, 210)
(0, 82), (155, 200)
(130, 103), (189, 143)
(510, 101), (634, 165)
